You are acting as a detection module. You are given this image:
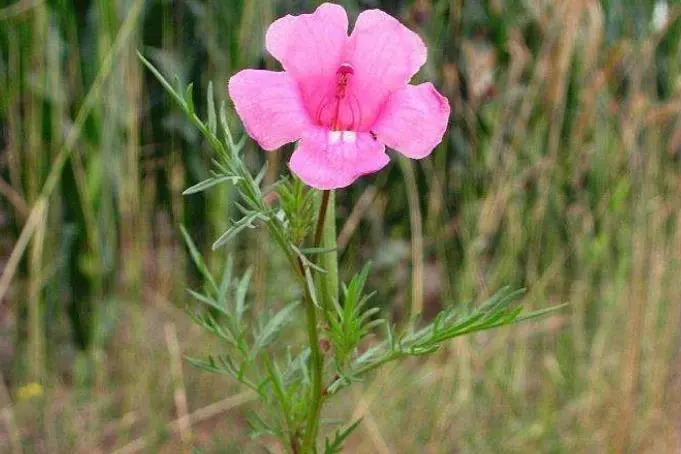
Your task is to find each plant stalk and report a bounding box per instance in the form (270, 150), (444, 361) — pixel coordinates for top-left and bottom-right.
(315, 191), (338, 313)
(301, 189), (334, 453)
(314, 190), (331, 246)
(300, 270), (323, 453)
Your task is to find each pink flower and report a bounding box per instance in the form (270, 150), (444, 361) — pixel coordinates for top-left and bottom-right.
(228, 3), (450, 190)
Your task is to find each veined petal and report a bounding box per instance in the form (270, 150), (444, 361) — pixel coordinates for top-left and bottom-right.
(373, 83), (450, 159)
(266, 3), (349, 116)
(289, 127), (389, 190)
(228, 70), (310, 151)
(345, 9), (427, 130)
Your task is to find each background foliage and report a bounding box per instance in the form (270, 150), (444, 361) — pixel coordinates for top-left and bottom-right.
(1, 0), (681, 452)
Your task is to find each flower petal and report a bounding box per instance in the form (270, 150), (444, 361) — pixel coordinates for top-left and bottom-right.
(372, 83), (450, 159)
(345, 9), (427, 130)
(289, 127), (389, 189)
(266, 3), (348, 115)
(228, 70), (310, 151)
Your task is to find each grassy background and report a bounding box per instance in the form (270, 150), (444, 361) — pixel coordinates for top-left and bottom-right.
(2, 0), (681, 452)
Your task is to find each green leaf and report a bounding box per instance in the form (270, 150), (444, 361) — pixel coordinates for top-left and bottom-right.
(207, 81), (217, 135)
(219, 101), (238, 152)
(325, 263), (381, 368)
(182, 175), (242, 195)
(185, 355), (259, 392)
(303, 261), (322, 309)
(324, 418), (363, 454)
(212, 212), (269, 250)
(251, 302), (300, 355)
(292, 245), (327, 274)
(234, 267), (253, 328)
(234, 133), (247, 153)
(408, 345), (439, 355)
(139, 51), (229, 161)
(179, 225), (218, 293)
(185, 82), (195, 114)
(137, 52), (186, 111)
(185, 355), (235, 377)
(247, 412), (283, 440)
(186, 309), (238, 346)
(298, 246), (338, 255)
(515, 303), (569, 322)
(187, 289), (228, 318)
(254, 163), (269, 187)
(329, 288), (567, 395)
(262, 354), (293, 430)
(218, 255), (234, 306)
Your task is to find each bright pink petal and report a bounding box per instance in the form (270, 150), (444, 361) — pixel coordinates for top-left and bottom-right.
(344, 9), (427, 130)
(372, 83), (450, 159)
(289, 127), (389, 189)
(228, 70), (310, 151)
(266, 3), (349, 117)
(266, 3), (347, 76)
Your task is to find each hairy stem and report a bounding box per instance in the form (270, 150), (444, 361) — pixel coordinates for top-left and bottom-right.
(314, 190), (330, 246)
(318, 191), (338, 310)
(301, 189), (333, 453)
(301, 271), (323, 453)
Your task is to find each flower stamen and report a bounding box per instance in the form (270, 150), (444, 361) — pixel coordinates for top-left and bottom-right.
(316, 63), (362, 131)
(335, 63), (354, 99)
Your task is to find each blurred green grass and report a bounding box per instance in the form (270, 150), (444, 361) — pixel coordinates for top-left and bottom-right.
(1, 0), (681, 452)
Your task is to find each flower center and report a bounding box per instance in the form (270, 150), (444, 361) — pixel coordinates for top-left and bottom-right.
(335, 63), (353, 99)
(316, 63), (362, 132)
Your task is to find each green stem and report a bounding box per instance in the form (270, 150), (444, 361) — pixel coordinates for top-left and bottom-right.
(301, 189), (334, 453)
(314, 190), (330, 246)
(318, 191), (338, 311)
(301, 270), (323, 453)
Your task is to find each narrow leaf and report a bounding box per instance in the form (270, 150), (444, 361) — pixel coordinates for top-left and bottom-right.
(212, 212), (267, 250)
(183, 175), (241, 195)
(187, 289), (228, 317)
(219, 101), (236, 148)
(299, 246), (338, 255)
(137, 52), (186, 111)
(207, 81), (217, 135)
(185, 82), (195, 114)
(254, 163), (269, 187)
(234, 134), (247, 154)
(324, 418), (363, 454)
(252, 302), (300, 354)
(514, 303), (568, 322)
(235, 267), (253, 326)
(180, 225), (218, 293)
